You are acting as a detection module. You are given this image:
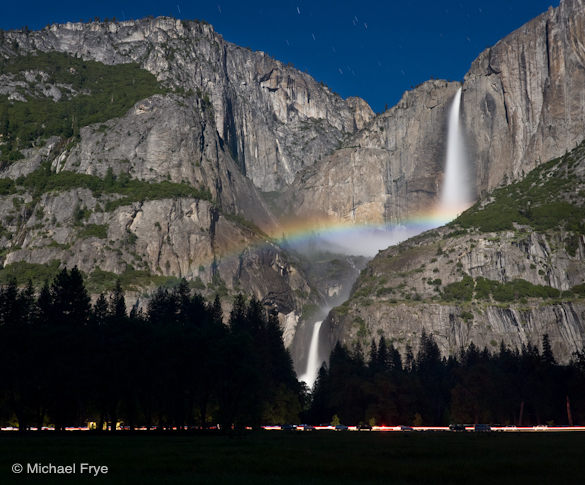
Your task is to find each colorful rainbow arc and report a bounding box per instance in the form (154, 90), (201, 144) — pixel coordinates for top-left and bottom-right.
(269, 205), (467, 245)
(211, 203), (471, 264)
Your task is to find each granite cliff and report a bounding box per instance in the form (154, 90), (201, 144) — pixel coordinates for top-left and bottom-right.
(285, 80), (460, 225)
(0, 16), (373, 337)
(0, 18), (373, 191)
(0, 48), (324, 341)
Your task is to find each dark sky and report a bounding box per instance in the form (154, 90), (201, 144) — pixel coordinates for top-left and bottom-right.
(2, 1), (560, 113)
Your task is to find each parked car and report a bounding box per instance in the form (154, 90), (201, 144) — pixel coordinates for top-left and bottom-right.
(474, 424), (492, 432)
(449, 424), (466, 432)
(357, 424), (372, 431)
(334, 424), (349, 431)
(301, 424), (315, 431)
(400, 425), (414, 431)
(281, 424), (297, 431)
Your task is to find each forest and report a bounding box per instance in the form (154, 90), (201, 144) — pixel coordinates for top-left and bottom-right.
(311, 332), (585, 427)
(0, 268), (584, 430)
(0, 268), (303, 430)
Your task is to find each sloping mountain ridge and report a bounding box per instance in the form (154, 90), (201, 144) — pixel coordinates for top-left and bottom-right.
(325, 141), (585, 362)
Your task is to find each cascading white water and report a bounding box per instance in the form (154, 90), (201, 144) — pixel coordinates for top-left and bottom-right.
(297, 88), (473, 386)
(441, 87), (471, 212)
(299, 320), (323, 388)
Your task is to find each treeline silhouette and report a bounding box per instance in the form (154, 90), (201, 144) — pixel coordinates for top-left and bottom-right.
(309, 332), (585, 426)
(2, 268), (585, 430)
(0, 268), (303, 431)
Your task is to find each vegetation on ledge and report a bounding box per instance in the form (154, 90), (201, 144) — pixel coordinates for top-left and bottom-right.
(453, 140), (585, 234)
(0, 52), (164, 164)
(440, 275), (580, 303)
(0, 260), (182, 293)
(0, 260), (61, 286)
(0, 164), (212, 206)
(86, 267), (182, 293)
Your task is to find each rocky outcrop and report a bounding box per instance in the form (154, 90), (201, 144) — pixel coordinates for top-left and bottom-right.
(328, 299), (585, 364)
(327, 223), (585, 362)
(0, 18), (373, 191)
(0, 187), (315, 339)
(57, 94), (276, 231)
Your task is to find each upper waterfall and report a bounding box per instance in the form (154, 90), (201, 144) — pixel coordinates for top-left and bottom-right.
(440, 87), (471, 212)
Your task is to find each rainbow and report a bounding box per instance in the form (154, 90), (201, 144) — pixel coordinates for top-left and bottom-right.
(211, 203), (472, 264)
(270, 205), (467, 245)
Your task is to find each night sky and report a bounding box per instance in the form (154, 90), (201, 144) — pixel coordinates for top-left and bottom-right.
(2, 0), (560, 112)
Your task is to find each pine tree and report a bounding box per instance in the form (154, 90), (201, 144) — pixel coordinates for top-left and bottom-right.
(388, 343), (402, 371)
(92, 293), (108, 326)
(542, 334), (556, 366)
(377, 336), (388, 371)
(245, 296), (265, 337)
(229, 294), (247, 332)
(36, 281), (52, 326)
(148, 287), (175, 326)
(368, 339), (378, 370)
(19, 280), (35, 326)
(51, 267), (90, 326)
(174, 278), (191, 325)
(209, 295), (223, 326)
(405, 344), (414, 371)
(353, 341), (365, 367)
(109, 279), (126, 320)
(0, 278), (19, 326)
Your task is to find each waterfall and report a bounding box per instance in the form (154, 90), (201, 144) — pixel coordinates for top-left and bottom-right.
(296, 89), (472, 388)
(441, 87), (471, 212)
(299, 320), (323, 389)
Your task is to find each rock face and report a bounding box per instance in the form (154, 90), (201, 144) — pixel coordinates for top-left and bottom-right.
(57, 94), (277, 231)
(0, 185), (313, 342)
(285, 81), (460, 224)
(329, 299), (585, 364)
(463, 0), (585, 195)
(2, 0), (585, 362)
(0, 33), (332, 333)
(327, 225), (585, 363)
(0, 18), (373, 191)
(2, 1), (584, 227)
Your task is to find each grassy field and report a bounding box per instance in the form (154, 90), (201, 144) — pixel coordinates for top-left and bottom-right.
(1, 431), (584, 484)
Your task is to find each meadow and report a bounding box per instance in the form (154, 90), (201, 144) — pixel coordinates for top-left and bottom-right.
(1, 431), (584, 484)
